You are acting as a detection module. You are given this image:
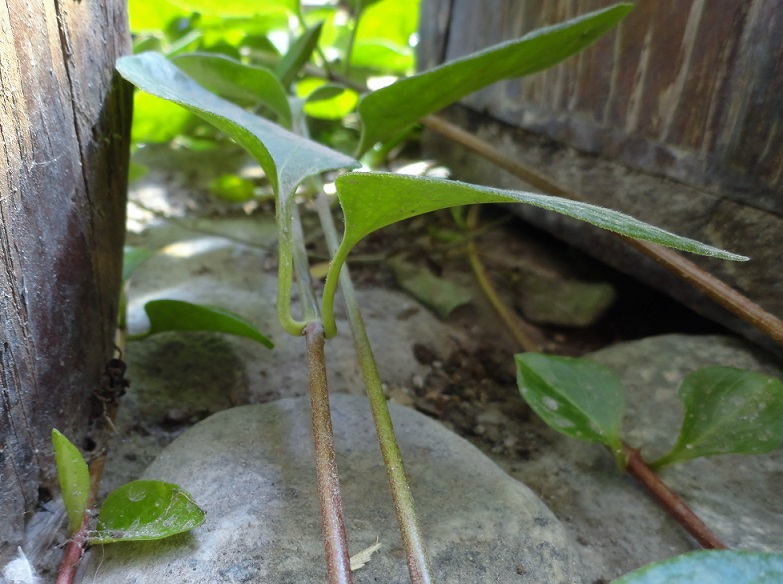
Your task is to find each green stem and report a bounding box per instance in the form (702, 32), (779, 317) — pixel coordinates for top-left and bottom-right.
(291, 202), (320, 322)
(316, 194), (434, 584)
(277, 199), (310, 335)
(305, 321), (354, 584)
(343, 6), (363, 76)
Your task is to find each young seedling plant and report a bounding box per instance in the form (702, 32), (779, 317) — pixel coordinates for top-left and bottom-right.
(515, 356), (783, 550)
(52, 429), (204, 584)
(58, 0), (778, 582)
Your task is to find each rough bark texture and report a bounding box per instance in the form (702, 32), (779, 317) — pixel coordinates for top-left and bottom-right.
(0, 0), (131, 568)
(418, 0), (783, 349)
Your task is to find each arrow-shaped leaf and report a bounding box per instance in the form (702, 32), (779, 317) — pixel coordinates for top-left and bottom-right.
(52, 429), (90, 535)
(321, 173), (747, 336)
(357, 4), (633, 155)
(117, 53), (359, 334)
(130, 299), (274, 348)
(90, 480), (205, 543)
(515, 353), (626, 466)
(651, 367), (783, 468)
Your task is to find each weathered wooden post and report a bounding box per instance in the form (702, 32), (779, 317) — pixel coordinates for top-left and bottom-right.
(0, 0), (131, 569)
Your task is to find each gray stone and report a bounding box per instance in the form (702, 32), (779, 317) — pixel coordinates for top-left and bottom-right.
(500, 334), (783, 583)
(79, 395), (573, 583)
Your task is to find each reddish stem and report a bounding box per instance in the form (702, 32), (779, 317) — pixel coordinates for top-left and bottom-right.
(623, 443), (727, 549)
(305, 321), (354, 584)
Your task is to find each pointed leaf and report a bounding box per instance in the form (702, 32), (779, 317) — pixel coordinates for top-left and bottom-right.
(515, 354), (626, 463)
(117, 53), (357, 199)
(335, 174), (747, 261)
(275, 22), (324, 89)
(117, 53), (358, 335)
(172, 53), (292, 126)
(321, 173), (746, 336)
(357, 4), (633, 154)
(133, 299), (274, 348)
(90, 480), (205, 543)
(612, 550), (783, 584)
(651, 367), (783, 468)
(52, 429), (90, 535)
(168, 0), (297, 17)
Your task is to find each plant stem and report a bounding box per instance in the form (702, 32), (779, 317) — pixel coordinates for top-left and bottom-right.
(343, 5), (363, 76)
(465, 205), (540, 352)
(316, 194), (434, 584)
(292, 202), (320, 322)
(421, 114), (783, 350)
(305, 321), (354, 584)
(622, 442), (727, 550)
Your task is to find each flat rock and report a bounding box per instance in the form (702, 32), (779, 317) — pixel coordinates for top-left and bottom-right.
(80, 395), (573, 583)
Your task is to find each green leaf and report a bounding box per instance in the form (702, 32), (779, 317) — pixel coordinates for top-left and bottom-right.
(168, 0), (296, 17)
(123, 246), (155, 282)
(90, 480), (205, 543)
(297, 78), (359, 120)
(131, 91), (194, 144)
(356, 4), (632, 155)
(52, 429), (90, 535)
(515, 354), (626, 465)
(172, 53), (292, 126)
(651, 367), (783, 468)
(129, 0), (189, 35)
(117, 53), (358, 335)
(209, 173), (256, 202)
(117, 52), (356, 201)
(320, 172), (746, 336)
(612, 550), (783, 584)
(274, 21), (324, 89)
(130, 299), (274, 348)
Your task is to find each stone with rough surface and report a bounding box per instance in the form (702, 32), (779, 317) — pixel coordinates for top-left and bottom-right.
(79, 395), (573, 583)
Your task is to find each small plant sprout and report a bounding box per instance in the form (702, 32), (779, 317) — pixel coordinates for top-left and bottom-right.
(515, 355), (783, 549)
(51, 430), (204, 584)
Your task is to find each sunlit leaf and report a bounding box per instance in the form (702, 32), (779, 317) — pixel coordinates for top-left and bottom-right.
(123, 246), (155, 282)
(275, 22), (324, 89)
(131, 299), (274, 348)
(129, 0), (189, 34)
(515, 354), (626, 465)
(90, 480), (205, 543)
(172, 53), (292, 125)
(612, 550), (783, 584)
(52, 429), (90, 535)
(168, 0), (296, 17)
(131, 91), (194, 144)
(357, 4), (632, 155)
(209, 173), (256, 202)
(321, 173), (746, 337)
(651, 367), (783, 468)
(297, 78), (359, 120)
